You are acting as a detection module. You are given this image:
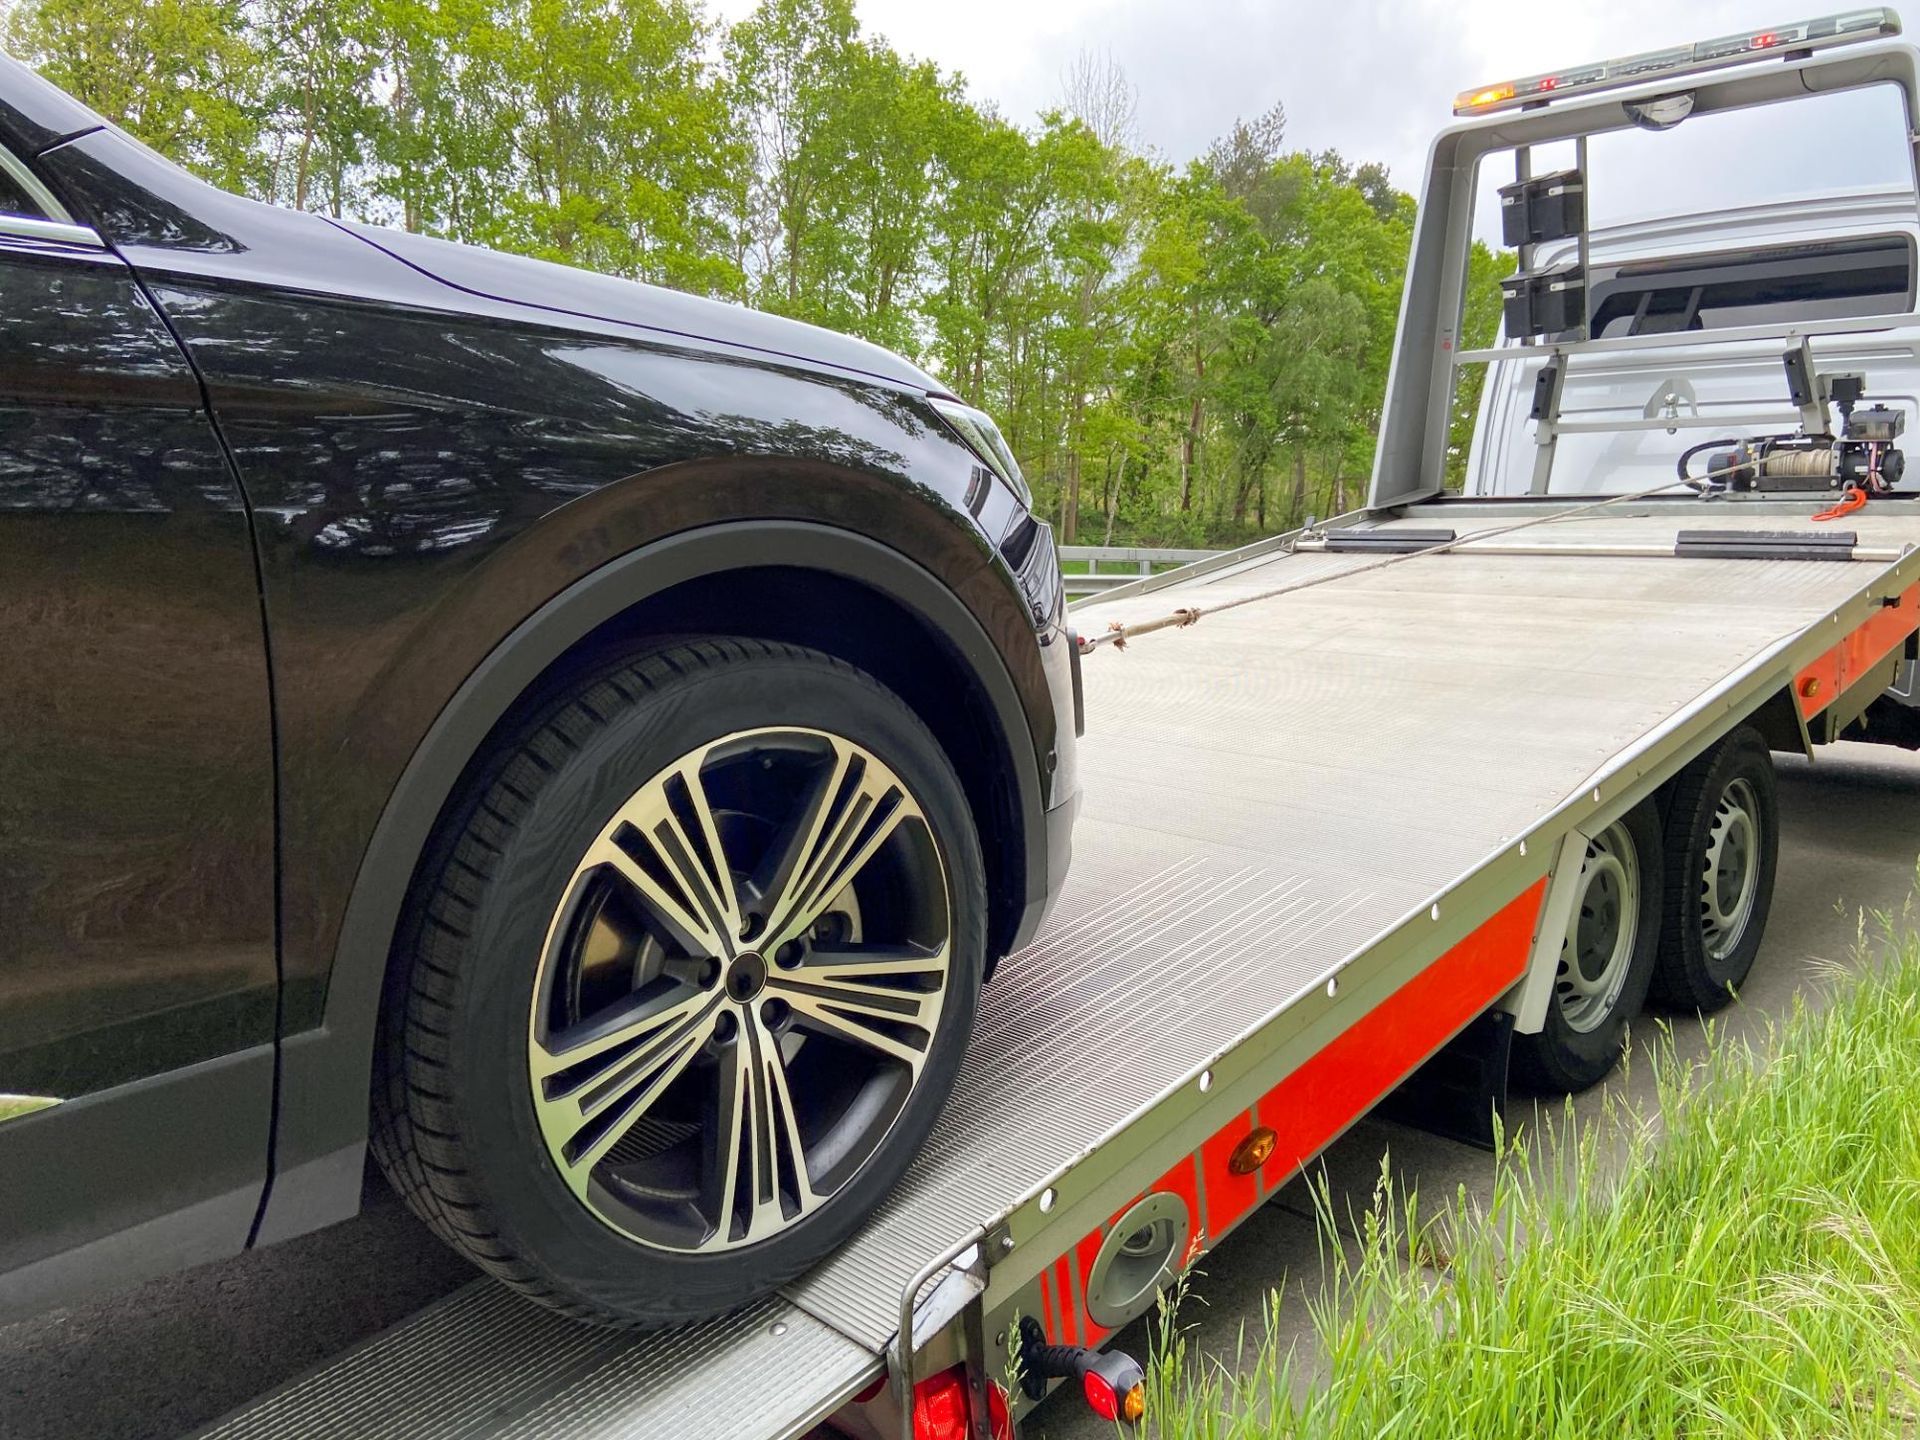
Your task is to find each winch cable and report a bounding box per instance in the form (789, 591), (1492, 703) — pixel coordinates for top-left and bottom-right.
(1077, 467), (1788, 655)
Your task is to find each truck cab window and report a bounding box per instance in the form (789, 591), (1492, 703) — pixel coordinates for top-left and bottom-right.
(1590, 236), (1916, 337)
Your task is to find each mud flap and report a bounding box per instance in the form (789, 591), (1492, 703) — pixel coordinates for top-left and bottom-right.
(1377, 1010), (1513, 1151)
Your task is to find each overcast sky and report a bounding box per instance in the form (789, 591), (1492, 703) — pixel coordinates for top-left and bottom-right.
(706, 0), (1909, 207)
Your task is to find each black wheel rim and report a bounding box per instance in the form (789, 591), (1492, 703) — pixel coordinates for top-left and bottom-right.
(526, 727), (952, 1252)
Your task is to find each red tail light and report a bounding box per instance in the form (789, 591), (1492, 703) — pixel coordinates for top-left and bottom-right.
(911, 1367), (1012, 1440)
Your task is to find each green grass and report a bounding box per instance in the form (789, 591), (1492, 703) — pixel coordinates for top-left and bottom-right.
(0, 1095), (55, 1123)
(1141, 911), (1920, 1439)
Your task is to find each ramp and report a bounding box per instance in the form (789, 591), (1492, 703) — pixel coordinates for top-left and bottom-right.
(194, 503), (1920, 1438)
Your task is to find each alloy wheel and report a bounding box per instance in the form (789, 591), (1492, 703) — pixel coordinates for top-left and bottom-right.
(526, 727), (952, 1252)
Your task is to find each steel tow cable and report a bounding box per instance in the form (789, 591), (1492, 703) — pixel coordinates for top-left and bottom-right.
(1076, 469), (1827, 655)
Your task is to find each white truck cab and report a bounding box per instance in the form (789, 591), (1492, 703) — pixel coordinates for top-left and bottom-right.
(1445, 27), (1920, 741)
(1465, 186), (1920, 498)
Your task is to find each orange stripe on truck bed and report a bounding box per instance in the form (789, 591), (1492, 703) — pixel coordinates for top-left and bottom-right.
(1796, 582), (1920, 719)
(1249, 878), (1544, 1198)
(1040, 878), (1545, 1344)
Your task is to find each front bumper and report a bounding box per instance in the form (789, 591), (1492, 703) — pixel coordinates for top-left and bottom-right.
(1006, 620), (1083, 955)
(1010, 788), (1081, 955)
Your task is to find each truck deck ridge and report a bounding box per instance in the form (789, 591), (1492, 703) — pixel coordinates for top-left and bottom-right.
(193, 503), (1920, 1440)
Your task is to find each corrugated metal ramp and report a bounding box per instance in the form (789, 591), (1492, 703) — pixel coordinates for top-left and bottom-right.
(191, 506), (1914, 1439)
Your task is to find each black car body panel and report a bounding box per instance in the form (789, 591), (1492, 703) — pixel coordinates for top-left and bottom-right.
(337, 218), (947, 393)
(0, 57), (1078, 1313)
(0, 54), (97, 154)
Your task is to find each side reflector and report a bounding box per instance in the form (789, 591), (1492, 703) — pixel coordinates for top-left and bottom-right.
(912, 1370), (968, 1440)
(1084, 1371), (1120, 1421)
(1228, 1125), (1277, 1175)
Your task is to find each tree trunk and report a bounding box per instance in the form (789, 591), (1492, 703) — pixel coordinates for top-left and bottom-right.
(1061, 447), (1080, 543)
(1179, 351), (1205, 512)
(1103, 450), (1124, 545)
(1289, 446), (1308, 527)
(293, 34), (318, 212)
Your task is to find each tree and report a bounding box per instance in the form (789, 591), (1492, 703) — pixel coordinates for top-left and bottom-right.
(416, 0), (745, 292)
(256, 0), (384, 215)
(5, 0), (1511, 546)
(6, 0), (266, 190)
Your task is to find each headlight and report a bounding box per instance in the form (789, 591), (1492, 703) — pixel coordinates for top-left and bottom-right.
(930, 395), (1032, 510)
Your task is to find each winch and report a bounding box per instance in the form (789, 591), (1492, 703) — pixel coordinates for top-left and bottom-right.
(1679, 356), (1907, 501)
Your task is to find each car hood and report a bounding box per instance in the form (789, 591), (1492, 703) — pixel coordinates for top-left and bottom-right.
(332, 220), (941, 394)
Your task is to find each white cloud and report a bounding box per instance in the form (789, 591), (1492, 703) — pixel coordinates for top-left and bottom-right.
(709, 0), (1867, 193)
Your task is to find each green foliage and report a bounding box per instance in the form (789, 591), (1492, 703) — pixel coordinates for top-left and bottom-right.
(6, 0), (266, 190)
(1142, 909), (1920, 1437)
(2, 0), (1511, 543)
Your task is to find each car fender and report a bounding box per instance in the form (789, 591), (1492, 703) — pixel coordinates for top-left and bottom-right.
(255, 511), (1046, 1244)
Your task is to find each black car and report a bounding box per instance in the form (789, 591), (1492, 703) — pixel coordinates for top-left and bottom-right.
(0, 57), (1079, 1327)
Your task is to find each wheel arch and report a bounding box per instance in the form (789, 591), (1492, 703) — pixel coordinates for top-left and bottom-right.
(256, 518), (1044, 1245)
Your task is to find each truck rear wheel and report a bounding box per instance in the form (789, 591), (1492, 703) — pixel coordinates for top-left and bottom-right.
(370, 637), (987, 1326)
(1512, 799), (1662, 1094)
(1651, 724), (1778, 1013)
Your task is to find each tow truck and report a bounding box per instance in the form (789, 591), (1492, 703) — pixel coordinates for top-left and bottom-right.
(191, 11), (1920, 1439)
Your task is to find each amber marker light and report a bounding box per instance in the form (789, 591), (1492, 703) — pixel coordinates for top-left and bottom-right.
(1458, 82), (1516, 110)
(1229, 1125), (1277, 1175)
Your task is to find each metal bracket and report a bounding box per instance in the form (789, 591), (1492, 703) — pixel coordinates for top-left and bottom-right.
(894, 1226), (1010, 1440)
(1528, 357), (1568, 494)
(1504, 828), (1586, 1034)
(961, 1290), (995, 1440)
(1785, 339), (1829, 436)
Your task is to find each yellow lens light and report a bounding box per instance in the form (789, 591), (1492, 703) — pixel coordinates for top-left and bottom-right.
(1460, 83), (1515, 110)
(1122, 1383), (1146, 1424)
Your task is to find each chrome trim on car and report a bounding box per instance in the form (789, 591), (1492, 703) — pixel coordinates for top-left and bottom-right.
(0, 213), (106, 249)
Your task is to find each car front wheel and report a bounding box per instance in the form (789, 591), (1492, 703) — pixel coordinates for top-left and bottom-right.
(371, 637), (986, 1326)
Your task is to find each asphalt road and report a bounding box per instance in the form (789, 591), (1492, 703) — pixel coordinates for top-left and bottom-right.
(5, 742), (1920, 1440)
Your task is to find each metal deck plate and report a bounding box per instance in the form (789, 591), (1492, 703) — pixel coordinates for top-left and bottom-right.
(784, 513), (1900, 1348)
(195, 510), (1911, 1436)
(189, 1286), (873, 1440)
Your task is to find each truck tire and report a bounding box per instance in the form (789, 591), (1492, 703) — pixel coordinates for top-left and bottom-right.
(1650, 724), (1778, 1014)
(370, 637), (986, 1326)
(1512, 799), (1663, 1094)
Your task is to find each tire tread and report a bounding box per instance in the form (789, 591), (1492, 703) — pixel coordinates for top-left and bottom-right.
(368, 636), (967, 1326)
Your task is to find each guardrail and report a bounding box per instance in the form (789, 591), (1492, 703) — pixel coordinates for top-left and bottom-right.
(1059, 545), (1220, 594)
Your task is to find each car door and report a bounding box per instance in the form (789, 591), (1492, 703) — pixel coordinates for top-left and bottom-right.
(0, 139), (278, 1311)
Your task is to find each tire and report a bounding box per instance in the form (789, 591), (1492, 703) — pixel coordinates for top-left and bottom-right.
(370, 637), (987, 1327)
(1650, 724), (1778, 1014)
(1511, 799), (1663, 1094)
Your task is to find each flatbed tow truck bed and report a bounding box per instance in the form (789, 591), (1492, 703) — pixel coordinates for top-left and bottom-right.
(193, 24), (1920, 1439)
(193, 500), (1920, 1440)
